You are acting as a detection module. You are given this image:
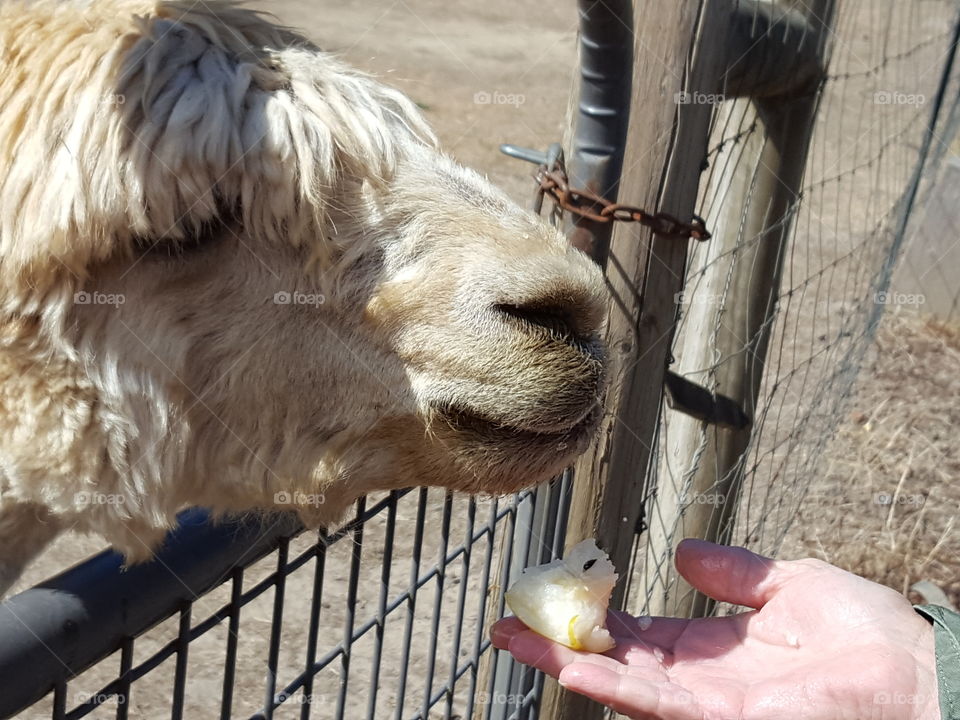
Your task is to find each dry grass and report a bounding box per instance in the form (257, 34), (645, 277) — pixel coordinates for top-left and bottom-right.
(782, 311), (960, 608)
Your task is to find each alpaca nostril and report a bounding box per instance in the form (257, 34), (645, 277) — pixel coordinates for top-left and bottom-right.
(494, 302), (580, 342)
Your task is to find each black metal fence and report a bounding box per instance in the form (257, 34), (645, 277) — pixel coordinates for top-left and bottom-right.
(0, 482), (574, 719)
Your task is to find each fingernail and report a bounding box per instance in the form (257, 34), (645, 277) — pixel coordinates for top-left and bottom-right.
(559, 669), (581, 688)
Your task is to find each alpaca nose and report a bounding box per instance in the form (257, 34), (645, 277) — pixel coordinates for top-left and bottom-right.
(494, 301), (583, 343)
(491, 251), (606, 343)
(492, 274), (606, 345)
(471, 237), (607, 348)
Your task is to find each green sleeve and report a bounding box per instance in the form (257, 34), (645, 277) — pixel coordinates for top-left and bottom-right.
(915, 604), (960, 720)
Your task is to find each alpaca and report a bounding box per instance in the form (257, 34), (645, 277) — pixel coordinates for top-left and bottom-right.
(0, 0), (607, 595)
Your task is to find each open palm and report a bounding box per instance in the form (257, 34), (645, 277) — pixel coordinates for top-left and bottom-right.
(491, 539), (939, 720)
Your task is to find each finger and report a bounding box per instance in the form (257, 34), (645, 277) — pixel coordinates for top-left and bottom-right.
(495, 611), (686, 656)
(493, 616), (649, 674)
(608, 610), (689, 648)
(559, 663), (702, 720)
(505, 629), (623, 679)
(675, 538), (796, 609)
(491, 617), (529, 650)
(604, 640), (673, 669)
(605, 612), (675, 667)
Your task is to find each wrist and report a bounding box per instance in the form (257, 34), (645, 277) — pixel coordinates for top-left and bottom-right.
(911, 620), (941, 720)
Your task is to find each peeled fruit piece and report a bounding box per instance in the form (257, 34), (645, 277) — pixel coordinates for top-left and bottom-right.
(504, 539), (619, 652)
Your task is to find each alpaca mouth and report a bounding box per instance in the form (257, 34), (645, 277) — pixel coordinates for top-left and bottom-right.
(436, 402), (601, 445)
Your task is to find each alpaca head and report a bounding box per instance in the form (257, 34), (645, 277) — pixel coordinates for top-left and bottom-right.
(74, 148), (607, 513)
(0, 0), (606, 549)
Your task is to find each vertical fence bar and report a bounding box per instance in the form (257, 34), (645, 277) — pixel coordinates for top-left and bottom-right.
(301, 533), (327, 720)
(508, 478), (569, 718)
(366, 494), (398, 718)
(221, 568), (243, 720)
(394, 489), (429, 720)
(486, 489), (538, 720)
(464, 499), (500, 720)
(262, 538), (289, 719)
(507, 488), (544, 719)
(549, 470), (573, 561)
(419, 492), (454, 719)
(115, 637), (133, 720)
(444, 498), (476, 717)
(480, 496), (518, 720)
(171, 603), (192, 720)
(51, 680), (67, 720)
(335, 500), (365, 719)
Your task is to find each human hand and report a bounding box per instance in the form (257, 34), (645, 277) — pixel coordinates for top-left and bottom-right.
(491, 538), (939, 720)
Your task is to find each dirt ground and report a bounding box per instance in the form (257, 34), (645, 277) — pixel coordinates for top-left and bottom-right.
(781, 313), (960, 609)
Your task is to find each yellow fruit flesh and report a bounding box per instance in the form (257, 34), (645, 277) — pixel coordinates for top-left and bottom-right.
(567, 615), (583, 650)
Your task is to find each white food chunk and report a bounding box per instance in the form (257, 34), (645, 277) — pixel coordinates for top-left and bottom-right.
(504, 539), (619, 652)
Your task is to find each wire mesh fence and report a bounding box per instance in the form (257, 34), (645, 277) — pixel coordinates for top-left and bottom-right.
(627, 0), (960, 618)
(6, 486), (571, 719)
(894, 154), (960, 323)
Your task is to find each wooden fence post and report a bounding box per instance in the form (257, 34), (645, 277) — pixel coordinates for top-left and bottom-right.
(539, 1), (728, 717)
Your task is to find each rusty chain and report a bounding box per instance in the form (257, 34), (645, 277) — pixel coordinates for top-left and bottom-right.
(535, 166), (711, 241)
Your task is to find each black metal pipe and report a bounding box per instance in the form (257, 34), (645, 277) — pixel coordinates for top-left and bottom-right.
(565, 0), (634, 265)
(0, 509), (302, 718)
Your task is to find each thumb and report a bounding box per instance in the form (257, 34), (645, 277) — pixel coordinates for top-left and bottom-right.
(675, 538), (796, 609)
